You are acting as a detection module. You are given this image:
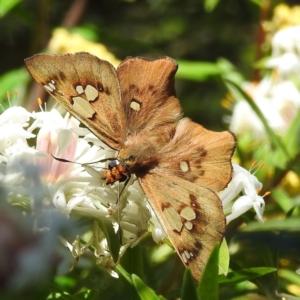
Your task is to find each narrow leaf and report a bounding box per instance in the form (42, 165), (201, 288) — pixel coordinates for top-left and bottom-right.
(97, 219), (120, 263)
(116, 264), (133, 285)
(241, 218), (300, 232)
(176, 60), (222, 81)
(181, 268), (199, 300)
(197, 244), (219, 300)
(132, 274), (161, 300)
(218, 239), (229, 275)
(219, 267), (277, 285)
(204, 0), (220, 12)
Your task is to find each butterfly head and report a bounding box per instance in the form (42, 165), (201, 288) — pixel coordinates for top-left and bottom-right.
(118, 137), (159, 176)
(102, 160), (129, 184)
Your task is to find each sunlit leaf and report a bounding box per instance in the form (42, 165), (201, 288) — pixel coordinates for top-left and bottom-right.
(204, 0), (220, 12)
(219, 239), (229, 276)
(0, 68), (29, 107)
(272, 188), (294, 213)
(0, 0), (20, 17)
(279, 269), (300, 285)
(176, 60), (222, 81)
(241, 218), (300, 232)
(219, 267), (277, 285)
(74, 289), (99, 299)
(197, 244), (219, 300)
(132, 274), (161, 300)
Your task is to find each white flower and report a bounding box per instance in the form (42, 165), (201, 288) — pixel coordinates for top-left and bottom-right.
(0, 106), (31, 127)
(266, 52), (300, 79)
(228, 25), (300, 139)
(271, 25), (300, 57)
(229, 77), (300, 138)
(0, 105), (152, 278)
(221, 163), (266, 224)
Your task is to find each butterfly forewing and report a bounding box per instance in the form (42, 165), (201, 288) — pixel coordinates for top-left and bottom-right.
(139, 170), (225, 281)
(25, 52), (127, 150)
(117, 57), (182, 145)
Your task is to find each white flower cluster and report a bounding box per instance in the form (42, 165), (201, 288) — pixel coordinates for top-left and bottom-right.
(0, 106), (152, 277)
(221, 163), (266, 224)
(0, 105), (265, 276)
(229, 25), (300, 139)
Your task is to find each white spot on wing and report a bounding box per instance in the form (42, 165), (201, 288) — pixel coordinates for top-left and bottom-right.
(180, 206), (196, 221)
(48, 82), (56, 90)
(76, 85), (84, 94)
(72, 96), (95, 118)
(181, 252), (187, 264)
(44, 84), (54, 92)
(164, 206), (183, 232)
(180, 161), (189, 172)
(181, 250), (194, 264)
(130, 100), (141, 111)
(85, 85), (98, 101)
(184, 221), (193, 230)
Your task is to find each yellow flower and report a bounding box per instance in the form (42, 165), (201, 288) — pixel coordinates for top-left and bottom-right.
(265, 4), (300, 32)
(280, 171), (300, 196)
(48, 28), (120, 67)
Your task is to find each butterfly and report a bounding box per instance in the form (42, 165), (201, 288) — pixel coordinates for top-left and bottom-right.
(25, 52), (236, 281)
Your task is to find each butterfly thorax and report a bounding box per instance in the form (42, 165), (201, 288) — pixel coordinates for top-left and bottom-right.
(103, 136), (160, 185)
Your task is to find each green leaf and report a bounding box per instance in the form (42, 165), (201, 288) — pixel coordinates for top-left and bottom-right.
(74, 289), (99, 299)
(224, 79), (290, 162)
(204, 0), (220, 12)
(219, 267), (277, 285)
(54, 276), (76, 288)
(241, 218), (300, 232)
(121, 244), (144, 278)
(176, 60), (222, 81)
(217, 58), (245, 84)
(282, 109), (300, 159)
(272, 188), (294, 213)
(132, 274), (161, 300)
(116, 264), (133, 284)
(197, 244), (220, 300)
(46, 282), (82, 300)
(0, 0), (21, 17)
(218, 239), (230, 276)
(0, 68), (29, 107)
(181, 268), (199, 300)
(96, 218), (120, 263)
(279, 269), (300, 285)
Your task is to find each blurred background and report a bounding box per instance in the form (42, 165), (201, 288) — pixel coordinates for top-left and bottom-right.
(1, 1), (300, 299)
(0, 0), (281, 129)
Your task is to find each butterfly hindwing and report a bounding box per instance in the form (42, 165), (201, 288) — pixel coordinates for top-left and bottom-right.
(25, 52), (127, 150)
(138, 118), (235, 280)
(139, 170), (225, 281)
(158, 118), (236, 192)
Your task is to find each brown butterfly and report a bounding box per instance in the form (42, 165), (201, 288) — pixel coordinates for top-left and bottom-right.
(25, 52), (236, 281)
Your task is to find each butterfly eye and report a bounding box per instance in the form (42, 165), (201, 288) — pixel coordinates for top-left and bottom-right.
(127, 155), (136, 162)
(108, 160), (120, 169)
